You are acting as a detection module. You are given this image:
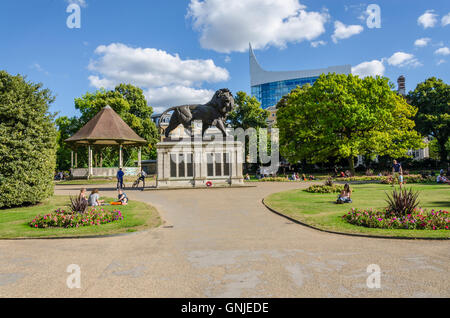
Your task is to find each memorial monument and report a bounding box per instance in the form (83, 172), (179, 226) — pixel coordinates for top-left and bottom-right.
(156, 89), (244, 188)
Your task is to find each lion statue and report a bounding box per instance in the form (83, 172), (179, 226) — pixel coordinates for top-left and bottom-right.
(160, 88), (234, 138)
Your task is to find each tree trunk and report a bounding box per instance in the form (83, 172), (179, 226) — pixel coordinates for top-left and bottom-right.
(437, 138), (449, 164)
(348, 156), (355, 176)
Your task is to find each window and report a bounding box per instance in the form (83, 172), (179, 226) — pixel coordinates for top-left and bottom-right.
(252, 76), (319, 109)
(170, 154), (177, 178)
(206, 153), (231, 177)
(170, 153), (194, 178)
(207, 153), (214, 177)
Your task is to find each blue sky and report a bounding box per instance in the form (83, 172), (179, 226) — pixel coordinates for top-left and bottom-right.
(0, 0), (449, 117)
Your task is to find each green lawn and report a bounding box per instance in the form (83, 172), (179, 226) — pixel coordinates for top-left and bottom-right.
(264, 183), (450, 239)
(0, 196), (161, 239)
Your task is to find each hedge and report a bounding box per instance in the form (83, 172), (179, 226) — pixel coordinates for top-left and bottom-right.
(0, 71), (57, 208)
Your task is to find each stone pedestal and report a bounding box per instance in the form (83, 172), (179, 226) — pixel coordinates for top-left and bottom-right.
(156, 123), (244, 188)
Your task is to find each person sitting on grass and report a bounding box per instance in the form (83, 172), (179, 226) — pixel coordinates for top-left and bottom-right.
(337, 183), (352, 204)
(437, 173), (450, 184)
(88, 189), (104, 206)
(245, 173), (251, 181)
(117, 189), (128, 205)
(79, 188), (88, 204)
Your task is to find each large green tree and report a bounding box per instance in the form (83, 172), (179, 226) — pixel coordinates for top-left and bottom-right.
(55, 116), (81, 170)
(227, 91), (270, 165)
(227, 91), (269, 130)
(277, 73), (424, 174)
(56, 84), (159, 169)
(407, 77), (450, 163)
(0, 71), (57, 208)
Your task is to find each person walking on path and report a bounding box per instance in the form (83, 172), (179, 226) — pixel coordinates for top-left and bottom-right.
(117, 168), (125, 189)
(392, 159), (403, 188)
(138, 169), (147, 191)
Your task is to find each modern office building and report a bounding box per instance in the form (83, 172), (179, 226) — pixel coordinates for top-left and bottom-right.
(249, 43), (352, 110)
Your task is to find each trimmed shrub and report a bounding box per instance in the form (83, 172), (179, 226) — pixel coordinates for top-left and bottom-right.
(29, 208), (124, 228)
(305, 184), (344, 193)
(0, 71), (57, 208)
(258, 177), (290, 182)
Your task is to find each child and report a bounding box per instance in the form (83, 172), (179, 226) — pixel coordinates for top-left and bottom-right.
(337, 184), (352, 204)
(117, 189), (128, 205)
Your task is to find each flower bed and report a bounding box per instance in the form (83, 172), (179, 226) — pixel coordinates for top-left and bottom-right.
(30, 208), (124, 229)
(342, 208), (449, 230)
(305, 184), (345, 193)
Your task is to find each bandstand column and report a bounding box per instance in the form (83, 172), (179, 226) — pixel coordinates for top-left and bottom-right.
(138, 146), (142, 171)
(88, 145), (93, 178)
(119, 144), (123, 168)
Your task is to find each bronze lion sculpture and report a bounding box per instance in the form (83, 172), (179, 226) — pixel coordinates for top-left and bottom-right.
(160, 88), (234, 138)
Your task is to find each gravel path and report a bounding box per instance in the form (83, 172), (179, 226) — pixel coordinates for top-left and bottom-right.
(0, 182), (448, 297)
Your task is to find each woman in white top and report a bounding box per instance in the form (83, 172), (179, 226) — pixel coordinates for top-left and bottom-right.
(88, 189), (104, 206)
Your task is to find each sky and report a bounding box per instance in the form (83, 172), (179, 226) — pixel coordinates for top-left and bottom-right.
(0, 0), (449, 117)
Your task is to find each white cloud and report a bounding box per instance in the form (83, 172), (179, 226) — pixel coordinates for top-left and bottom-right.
(331, 21), (363, 43)
(414, 37), (431, 47)
(442, 13), (450, 26)
(435, 47), (450, 56)
(187, 0), (329, 53)
(311, 40), (326, 48)
(387, 52), (421, 67)
(88, 43), (229, 109)
(417, 10), (438, 29)
(437, 59), (446, 65)
(145, 86), (214, 113)
(351, 60), (385, 78)
(31, 63), (49, 75)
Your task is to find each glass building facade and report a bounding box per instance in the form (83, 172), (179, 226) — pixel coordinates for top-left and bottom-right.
(251, 76), (319, 109)
(249, 43), (351, 110)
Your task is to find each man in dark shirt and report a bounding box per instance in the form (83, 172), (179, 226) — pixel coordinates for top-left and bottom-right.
(117, 168), (125, 189)
(392, 160), (403, 188)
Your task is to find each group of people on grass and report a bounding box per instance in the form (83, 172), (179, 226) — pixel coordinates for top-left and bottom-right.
(78, 188), (129, 207)
(335, 159), (448, 205)
(290, 173), (315, 181)
(73, 167), (150, 209)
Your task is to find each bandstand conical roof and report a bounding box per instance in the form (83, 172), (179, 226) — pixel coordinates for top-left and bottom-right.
(65, 106), (147, 145)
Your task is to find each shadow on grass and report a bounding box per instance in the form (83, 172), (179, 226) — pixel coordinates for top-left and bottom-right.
(429, 201), (450, 208)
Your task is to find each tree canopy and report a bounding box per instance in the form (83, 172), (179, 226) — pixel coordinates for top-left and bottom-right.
(56, 84), (159, 170)
(227, 91), (269, 130)
(407, 77), (449, 164)
(0, 71), (57, 207)
(276, 73), (424, 173)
